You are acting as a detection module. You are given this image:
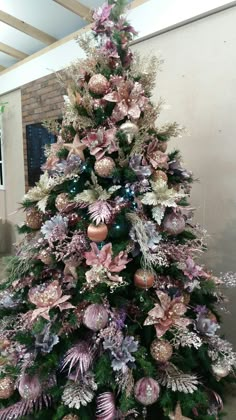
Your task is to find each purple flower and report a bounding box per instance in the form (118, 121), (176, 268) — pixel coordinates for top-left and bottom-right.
(53, 155), (84, 176)
(41, 215), (68, 242)
(168, 158), (192, 179)
(129, 155), (152, 179)
(104, 335), (138, 373)
(195, 313), (220, 337)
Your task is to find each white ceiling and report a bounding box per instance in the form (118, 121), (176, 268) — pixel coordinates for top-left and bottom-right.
(0, 0), (104, 68)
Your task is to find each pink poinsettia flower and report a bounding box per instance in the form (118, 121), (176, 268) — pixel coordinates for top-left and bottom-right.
(100, 40), (119, 59)
(84, 242), (131, 273)
(146, 140), (169, 170)
(104, 79), (148, 122)
(183, 256), (206, 280)
(92, 4), (114, 34)
(144, 291), (191, 337)
(81, 128), (118, 160)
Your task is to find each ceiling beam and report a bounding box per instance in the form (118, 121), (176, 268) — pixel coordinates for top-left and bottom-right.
(0, 65), (6, 72)
(0, 42), (28, 60)
(0, 10), (57, 45)
(53, 0), (93, 22)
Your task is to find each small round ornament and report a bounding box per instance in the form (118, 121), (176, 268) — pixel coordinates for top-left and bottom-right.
(62, 416), (79, 420)
(134, 377), (160, 406)
(87, 223), (108, 242)
(94, 157), (115, 178)
(150, 339), (173, 363)
(18, 374), (42, 400)
(119, 121), (139, 144)
(152, 170), (168, 182)
(162, 213), (185, 235)
(134, 269), (155, 289)
(158, 142), (168, 153)
(38, 249), (53, 265)
(0, 376), (15, 399)
(28, 280), (61, 308)
(26, 207), (43, 230)
(55, 193), (70, 213)
(67, 212), (80, 227)
(212, 363), (231, 381)
(83, 304), (109, 331)
(88, 74), (110, 95)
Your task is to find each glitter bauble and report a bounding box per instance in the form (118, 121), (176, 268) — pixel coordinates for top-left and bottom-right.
(28, 280), (61, 308)
(119, 121), (139, 144)
(0, 339), (11, 351)
(62, 416), (79, 420)
(158, 142), (168, 152)
(26, 207), (43, 230)
(134, 377), (160, 406)
(0, 377), (15, 399)
(38, 249), (53, 265)
(162, 213), (185, 235)
(212, 363), (231, 381)
(83, 304), (109, 331)
(94, 157), (115, 178)
(88, 74), (110, 95)
(87, 223), (108, 242)
(134, 269), (155, 289)
(150, 339), (173, 363)
(152, 170), (168, 182)
(18, 374), (42, 400)
(55, 193), (70, 213)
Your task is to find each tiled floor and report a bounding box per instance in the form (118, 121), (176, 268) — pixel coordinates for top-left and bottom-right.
(0, 256), (235, 418)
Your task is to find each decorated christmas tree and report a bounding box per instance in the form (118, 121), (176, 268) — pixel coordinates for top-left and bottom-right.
(0, 1), (235, 419)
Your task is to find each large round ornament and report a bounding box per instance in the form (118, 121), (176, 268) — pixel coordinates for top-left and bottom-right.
(212, 363), (231, 381)
(87, 223), (108, 242)
(55, 193), (70, 213)
(28, 280), (61, 308)
(26, 207), (43, 230)
(83, 304), (109, 331)
(88, 74), (110, 95)
(119, 121), (139, 144)
(134, 377), (160, 406)
(18, 374), (42, 400)
(94, 157), (115, 178)
(134, 269), (155, 289)
(0, 377), (15, 399)
(38, 249), (53, 265)
(150, 339), (173, 363)
(152, 170), (168, 183)
(162, 213), (185, 235)
(62, 416), (79, 420)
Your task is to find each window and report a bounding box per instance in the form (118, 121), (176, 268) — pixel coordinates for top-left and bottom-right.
(26, 122), (57, 187)
(0, 120), (4, 189)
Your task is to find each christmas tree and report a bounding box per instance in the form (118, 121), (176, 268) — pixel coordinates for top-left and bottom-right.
(0, 1), (235, 419)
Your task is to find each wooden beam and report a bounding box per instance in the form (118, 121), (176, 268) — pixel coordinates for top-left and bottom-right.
(53, 0), (93, 22)
(0, 10), (57, 45)
(0, 42), (28, 60)
(0, 65), (6, 72)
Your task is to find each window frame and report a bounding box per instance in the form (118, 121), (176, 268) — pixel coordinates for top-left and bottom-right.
(0, 115), (5, 190)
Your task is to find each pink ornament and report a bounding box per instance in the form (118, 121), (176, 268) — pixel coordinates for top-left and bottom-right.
(134, 377), (160, 406)
(162, 213), (185, 235)
(18, 374), (42, 400)
(94, 157), (115, 177)
(88, 74), (110, 95)
(83, 304), (109, 331)
(96, 392), (116, 420)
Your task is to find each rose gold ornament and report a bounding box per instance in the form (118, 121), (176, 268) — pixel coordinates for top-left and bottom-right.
(94, 157), (115, 177)
(0, 377), (15, 399)
(28, 280), (61, 308)
(162, 213), (185, 235)
(134, 269), (155, 289)
(38, 249), (53, 265)
(87, 223), (108, 242)
(152, 170), (168, 182)
(18, 374), (42, 400)
(88, 74), (110, 95)
(0, 338), (11, 351)
(150, 339), (173, 363)
(55, 193), (70, 213)
(83, 304), (109, 331)
(119, 121), (139, 143)
(26, 207), (43, 230)
(62, 415), (79, 420)
(134, 377), (160, 406)
(158, 142), (168, 152)
(212, 363), (230, 381)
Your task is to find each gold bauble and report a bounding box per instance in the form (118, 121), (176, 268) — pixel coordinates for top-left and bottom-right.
(87, 224), (108, 242)
(0, 376), (15, 399)
(26, 207), (43, 230)
(119, 121), (139, 143)
(152, 170), (168, 182)
(62, 415), (79, 420)
(212, 363), (230, 381)
(38, 249), (53, 265)
(150, 339), (173, 363)
(88, 74), (110, 95)
(55, 193), (70, 213)
(134, 269), (155, 289)
(94, 157), (115, 178)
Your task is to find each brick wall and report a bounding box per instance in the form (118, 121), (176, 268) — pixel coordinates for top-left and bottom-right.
(21, 72), (66, 190)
